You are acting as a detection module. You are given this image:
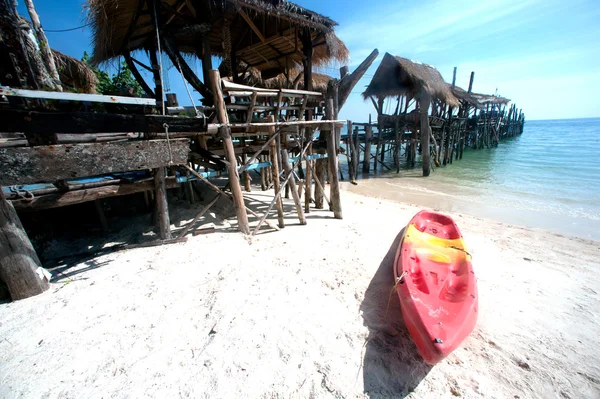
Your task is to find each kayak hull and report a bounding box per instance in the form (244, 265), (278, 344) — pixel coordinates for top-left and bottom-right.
(394, 210), (478, 365)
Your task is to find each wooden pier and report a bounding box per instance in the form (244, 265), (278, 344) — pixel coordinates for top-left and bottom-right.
(342, 53), (525, 177)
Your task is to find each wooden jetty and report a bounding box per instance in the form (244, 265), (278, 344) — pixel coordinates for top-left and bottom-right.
(342, 53), (525, 178)
(0, 0), (378, 300)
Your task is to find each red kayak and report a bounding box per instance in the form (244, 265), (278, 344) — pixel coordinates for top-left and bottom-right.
(394, 210), (478, 364)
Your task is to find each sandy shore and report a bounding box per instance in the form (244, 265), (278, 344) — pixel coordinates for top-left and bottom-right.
(1, 183), (599, 398)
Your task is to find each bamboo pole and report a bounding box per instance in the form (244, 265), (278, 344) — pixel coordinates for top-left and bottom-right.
(268, 116), (285, 228)
(209, 69), (249, 235)
(23, 0), (62, 91)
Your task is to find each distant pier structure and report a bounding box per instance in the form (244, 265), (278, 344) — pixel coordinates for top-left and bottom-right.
(342, 53), (525, 180)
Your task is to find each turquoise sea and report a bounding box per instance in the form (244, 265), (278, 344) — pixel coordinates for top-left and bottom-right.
(344, 118), (600, 241)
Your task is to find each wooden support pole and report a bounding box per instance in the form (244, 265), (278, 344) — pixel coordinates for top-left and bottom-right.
(177, 193), (220, 238)
(394, 118), (400, 173)
(209, 69), (249, 235)
(268, 115), (285, 228)
(124, 53), (154, 98)
(363, 124), (372, 173)
(281, 149), (306, 225)
(0, 190), (49, 301)
(163, 36), (212, 100)
(314, 157), (326, 209)
(148, 48), (164, 114)
(153, 166), (172, 240)
(241, 149), (251, 192)
(347, 120), (357, 182)
(326, 98), (342, 219)
(420, 93), (432, 176)
(23, 0), (62, 91)
(200, 34), (213, 100)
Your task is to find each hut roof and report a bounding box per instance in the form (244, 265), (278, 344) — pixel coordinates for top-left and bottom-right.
(52, 50), (98, 94)
(362, 53), (459, 107)
(86, 0), (348, 78)
(449, 85), (481, 108)
(471, 92), (510, 106)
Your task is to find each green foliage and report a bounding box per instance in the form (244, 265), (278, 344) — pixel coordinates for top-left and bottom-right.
(82, 51), (144, 96)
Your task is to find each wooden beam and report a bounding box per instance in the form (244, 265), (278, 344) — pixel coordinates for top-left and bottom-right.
(124, 53), (155, 98)
(162, 36), (212, 100)
(0, 190), (49, 301)
(0, 86), (156, 105)
(338, 48), (379, 110)
(0, 138), (190, 186)
(0, 110), (207, 134)
(11, 179), (178, 211)
(237, 6), (266, 43)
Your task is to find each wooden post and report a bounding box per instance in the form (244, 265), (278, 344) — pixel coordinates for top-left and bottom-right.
(200, 34), (213, 102)
(209, 69), (249, 234)
(354, 126), (360, 178)
(363, 124), (372, 173)
(268, 116), (285, 228)
(281, 149), (306, 225)
(260, 155), (267, 191)
(420, 93), (432, 176)
(394, 117), (400, 172)
(148, 49), (164, 114)
(314, 157), (326, 209)
(241, 144), (251, 192)
(452, 67), (457, 87)
(23, 0), (62, 91)
(153, 167), (171, 239)
(327, 98), (342, 219)
(0, 191), (49, 301)
(347, 120), (357, 182)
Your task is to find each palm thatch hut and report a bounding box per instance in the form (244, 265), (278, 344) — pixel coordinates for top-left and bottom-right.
(362, 53), (458, 108)
(236, 66), (332, 94)
(85, 0), (348, 103)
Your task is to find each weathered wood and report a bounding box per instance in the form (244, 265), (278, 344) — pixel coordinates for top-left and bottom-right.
(23, 0), (62, 91)
(420, 94), (432, 176)
(148, 49), (164, 113)
(326, 99), (342, 219)
(363, 124), (372, 173)
(0, 0), (36, 89)
(338, 49), (379, 110)
(241, 151), (251, 191)
(0, 110), (207, 134)
(268, 116), (285, 228)
(209, 69), (249, 235)
(124, 54), (155, 98)
(0, 191), (49, 301)
(153, 167), (172, 240)
(0, 86), (156, 105)
(0, 138), (190, 186)
(192, 227), (216, 236)
(281, 149), (306, 225)
(313, 158), (325, 209)
(347, 121), (357, 181)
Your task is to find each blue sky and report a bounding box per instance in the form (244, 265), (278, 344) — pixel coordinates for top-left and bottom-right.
(16, 0), (600, 120)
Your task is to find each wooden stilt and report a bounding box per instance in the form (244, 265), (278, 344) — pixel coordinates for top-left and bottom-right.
(420, 94), (432, 176)
(153, 167), (172, 240)
(314, 158), (326, 209)
(241, 150), (251, 192)
(281, 149), (306, 225)
(94, 199), (109, 233)
(260, 155), (267, 191)
(0, 191), (49, 301)
(326, 99), (343, 219)
(363, 124), (372, 173)
(209, 69), (249, 235)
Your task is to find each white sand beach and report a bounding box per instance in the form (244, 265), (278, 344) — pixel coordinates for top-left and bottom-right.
(1, 184), (599, 398)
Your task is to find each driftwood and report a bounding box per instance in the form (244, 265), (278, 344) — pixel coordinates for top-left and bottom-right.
(0, 138), (190, 186)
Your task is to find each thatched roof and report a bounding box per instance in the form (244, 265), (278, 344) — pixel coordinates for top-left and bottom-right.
(449, 85), (481, 108)
(449, 85), (510, 108)
(52, 50), (98, 93)
(363, 53), (459, 107)
(86, 0), (348, 79)
(471, 92), (510, 106)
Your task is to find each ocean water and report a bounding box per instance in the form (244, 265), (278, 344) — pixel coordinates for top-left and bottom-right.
(344, 118), (600, 241)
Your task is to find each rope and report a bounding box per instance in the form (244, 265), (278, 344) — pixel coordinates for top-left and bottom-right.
(163, 123), (173, 165)
(8, 186), (34, 201)
(173, 56), (201, 117)
(385, 271), (407, 316)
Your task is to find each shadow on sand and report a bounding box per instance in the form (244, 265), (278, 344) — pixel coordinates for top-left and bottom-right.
(360, 228), (432, 397)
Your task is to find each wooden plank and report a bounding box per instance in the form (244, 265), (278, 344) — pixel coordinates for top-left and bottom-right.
(0, 86), (155, 105)
(222, 80), (322, 97)
(0, 138), (190, 186)
(11, 179), (178, 211)
(0, 110), (207, 134)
